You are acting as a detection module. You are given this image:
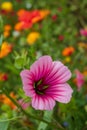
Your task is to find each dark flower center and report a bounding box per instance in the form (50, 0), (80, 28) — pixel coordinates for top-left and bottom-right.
(34, 79), (48, 95)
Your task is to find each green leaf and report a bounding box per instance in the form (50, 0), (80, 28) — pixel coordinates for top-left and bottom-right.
(37, 110), (53, 130)
(14, 57), (25, 69)
(0, 15), (3, 29)
(0, 35), (3, 46)
(0, 121), (9, 130)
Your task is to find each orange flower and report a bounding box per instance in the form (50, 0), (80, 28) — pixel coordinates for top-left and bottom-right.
(30, 10), (42, 24)
(62, 46), (75, 56)
(83, 70), (87, 76)
(3, 31), (10, 38)
(27, 32), (40, 45)
(3, 25), (12, 37)
(4, 25), (12, 31)
(17, 9), (25, 16)
(0, 42), (13, 58)
(32, 10), (50, 23)
(14, 22), (23, 31)
(0, 92), (16, 109)
(39, 10), (50, 18)
(0, 72), (8, 81)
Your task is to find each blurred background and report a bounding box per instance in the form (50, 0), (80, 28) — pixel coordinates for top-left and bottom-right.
(0, 0), (87, 130)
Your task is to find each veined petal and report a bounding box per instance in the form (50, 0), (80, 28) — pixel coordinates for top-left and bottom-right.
(20, 69), (31, 77)
(45, 61), (71, 84)
(45, 83), (73, 103)
(23, 87), (35, 97)
(44, 96), (56, 110)
(20, 70), (35, 97)
(32, 94), (39, 109)
(20, 69), (34, 85)
(32, 94), (55, 110)
(45, 61), (63, 82)
(30, 56), (52, 81)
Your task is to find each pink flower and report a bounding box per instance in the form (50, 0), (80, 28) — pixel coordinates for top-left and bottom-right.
(18, 99), (30, 109)
(80, 29), (87, 36)
(75, 69), (84, 91)
(20, 56), (73, 110)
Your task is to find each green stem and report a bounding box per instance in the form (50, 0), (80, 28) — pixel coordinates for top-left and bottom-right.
(2, 89), (65, 130)
(78, 16), (86, 28)
(0, 117), (22, 122)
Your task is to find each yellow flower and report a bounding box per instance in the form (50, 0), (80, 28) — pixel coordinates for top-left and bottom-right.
(0, 42), (12, 58)
(27, 32), (40, 45)
(64, 57), (71, 63)
(1, 2), (13, 12)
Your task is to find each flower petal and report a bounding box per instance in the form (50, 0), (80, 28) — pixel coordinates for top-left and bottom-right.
(45, 61), (71, 85)
(45, 83), (73, 103)
(20, 69), (35, 97)
(30, 56), (52, 81)
(20, 69), (34, 85)
(23, 87), (35, 97)
(32, 94), (55, 110)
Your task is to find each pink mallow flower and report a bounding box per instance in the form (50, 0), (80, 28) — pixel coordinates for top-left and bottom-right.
(80, 29), (87, 36)
(75, 69), (84, 91)
(20, 56), (73, 110)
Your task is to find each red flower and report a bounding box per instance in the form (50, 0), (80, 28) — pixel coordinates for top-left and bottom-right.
(62, 46), (75, 56)
(2, 74), (8, 81)
(16, 9), (50, 30)
(0, 10), (7, 15)
(0, 73), (8, 81)
(58, 35), (64, 41)
(52, 15), (57, 21)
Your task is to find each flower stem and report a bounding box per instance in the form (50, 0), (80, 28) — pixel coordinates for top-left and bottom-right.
(2, 89), (65, 130)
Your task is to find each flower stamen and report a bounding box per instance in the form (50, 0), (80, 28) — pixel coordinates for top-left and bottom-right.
(34, 79), (48, 95)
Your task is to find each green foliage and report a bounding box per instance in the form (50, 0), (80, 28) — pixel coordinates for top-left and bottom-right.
(0, 0), (87, 130)
(38, 111), (53, 130)
(0, 121), (9, 130)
